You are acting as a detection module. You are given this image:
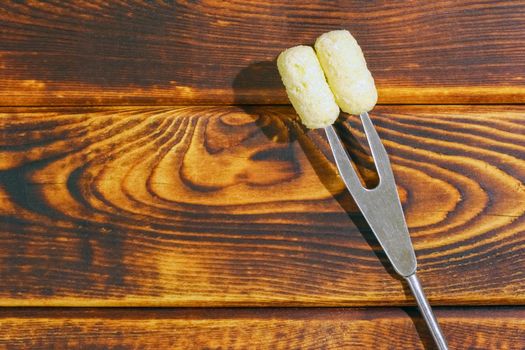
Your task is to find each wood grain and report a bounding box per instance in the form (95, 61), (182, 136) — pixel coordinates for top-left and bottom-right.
(0, 1), (524, 105)
(0, 105), (524, 306)
(0, 307), (523, 349)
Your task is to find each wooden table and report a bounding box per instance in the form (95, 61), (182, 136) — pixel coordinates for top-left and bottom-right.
(0, 1), (524, 348)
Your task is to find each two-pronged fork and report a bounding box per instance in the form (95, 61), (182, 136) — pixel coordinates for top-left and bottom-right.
(325, 112), (449, 350)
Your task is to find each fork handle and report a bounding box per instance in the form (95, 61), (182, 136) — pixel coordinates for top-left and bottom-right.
(405, 273), (449, 350)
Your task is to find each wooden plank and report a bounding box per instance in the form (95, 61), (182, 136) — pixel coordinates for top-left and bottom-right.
(0, 105), (524, 306)
(0, 307), (523, 349)
(0, 1), (524, 106)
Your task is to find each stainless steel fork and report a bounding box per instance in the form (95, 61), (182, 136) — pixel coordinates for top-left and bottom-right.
(325, 112), (449, 350)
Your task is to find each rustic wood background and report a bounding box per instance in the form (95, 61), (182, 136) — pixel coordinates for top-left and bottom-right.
(0, 0), (524, 105)
(0, 1), (524, 348)
(0, 308), (523, 349)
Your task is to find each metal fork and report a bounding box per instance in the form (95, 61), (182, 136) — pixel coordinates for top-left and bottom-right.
(325, 112), (449, 350)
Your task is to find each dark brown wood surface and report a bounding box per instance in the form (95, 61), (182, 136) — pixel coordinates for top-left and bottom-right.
(0, 308), (523, 349)
(1, 1), (524, 106)
(1, 105), (523, 306)
(1, 1), (525, 347)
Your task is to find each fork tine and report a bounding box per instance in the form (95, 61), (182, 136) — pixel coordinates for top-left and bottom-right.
(324, 125), (366, 195)
(359, 112), (395, 184)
